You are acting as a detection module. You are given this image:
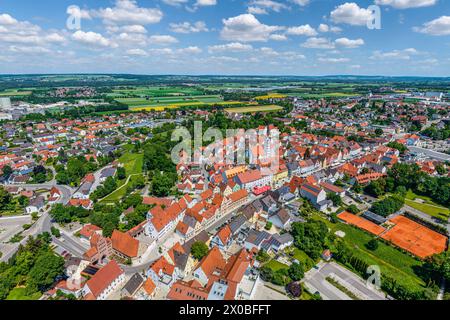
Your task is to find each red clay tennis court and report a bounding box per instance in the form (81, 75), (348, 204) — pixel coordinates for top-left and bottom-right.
(381, 216), (448, 259)
(337, 212), (385, 236)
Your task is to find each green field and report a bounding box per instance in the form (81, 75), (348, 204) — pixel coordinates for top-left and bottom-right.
(265, 259), (289, 272)
(108, 86), (204, 98)
(100, 152), (143, 203)
(312, 214), (428, 294)
(0, 89), (32, 97)
(6, 287), (42, 300)
(405, 190), (450, 220)
(116, 94), (224, 107)
(225, 105), (283, 113)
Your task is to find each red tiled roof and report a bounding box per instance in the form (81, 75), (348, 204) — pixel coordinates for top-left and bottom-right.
(86, 261), (123, 298)
(111, 230), (139, 258)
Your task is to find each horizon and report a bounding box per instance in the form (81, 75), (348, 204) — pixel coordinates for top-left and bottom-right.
(0, 0), (449, 75)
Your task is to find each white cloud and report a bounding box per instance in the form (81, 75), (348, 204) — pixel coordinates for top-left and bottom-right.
(208, 42), (253, 53)
(178, 46), (203, 54)
(196, 0), (217, 6)
(290, 0), (310, 6)
(162, 0), (189, 6)
(318, 23), (342, 33)
(248, 7), (268, 15)
(370, 48), (420, 60)
(221, 14), (283, 42)
(0, 14), (18, 25)
(414, 16), (450, 36)
(93, 0), (163, 25)
(72, 30), (114, 47)
(330, 2), (373, 26)
(149, 35), (179, 45)
(269, 34), (288, 41)
(335, 37), (364, 48)
(286, 24), (317, 36)
(126, 48), (148, 56)
(169, 21), (208, 33)
(9, 45), (50, 54)
(375, 0), (437, 9)
(248, 0), (289, 13)
(301, 37), (335, 49)
(318, 57), (350, 63)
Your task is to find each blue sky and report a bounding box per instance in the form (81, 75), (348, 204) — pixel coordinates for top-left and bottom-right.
(0, 0), (449, 76)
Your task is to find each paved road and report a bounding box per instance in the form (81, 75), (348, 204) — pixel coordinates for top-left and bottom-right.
(303, 262), (387, 300)
(408, 146), (450, 162)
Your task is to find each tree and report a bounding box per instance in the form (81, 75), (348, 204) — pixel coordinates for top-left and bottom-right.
(117, 167), (126, 180)
(265, 222), (273, 230)
(288, 262), (304, 281)
(0, 186), (12, 210)
(2, 165), (12, 179)
(387, 142), (407, 154)
(327, 192), (342, 207)
(191, 242), (209, 260)
(374, 128), (383, 136)
(366, 239), (379, 251)
(347, 204), (359, 214)
(27, 252), (65, 292)
(286, 282), (302, 298)
(51, 227), (61, 238)
(151, 172), (174, 197)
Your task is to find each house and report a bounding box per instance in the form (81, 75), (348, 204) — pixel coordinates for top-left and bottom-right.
(83, 234), (113, 264)
(145, 202), (185, 239)
(48, 187), (62, 204)
(167, 280), (209, 301)
(79, 224), (102, 241)
(193, 246), (226, 286)
(234, 170), (272, 192)
(322, 249), (332, 262)
(244, 229), (272, 251)
(147, 256), (176, 287)
(82, 261), (125, 300)
(211, 225), (232, 250)
(300, 183), (331, 212)
(268, 208), (292, 229)
(26, 196), (45, 214)
(68, 198), (93, 210)
(99, 167), (116, 182)
(121, 273), (145, 298)
(111, 230), (140, 261)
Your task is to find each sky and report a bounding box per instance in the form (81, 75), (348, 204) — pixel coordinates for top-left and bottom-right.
(0, 0), (449, 76)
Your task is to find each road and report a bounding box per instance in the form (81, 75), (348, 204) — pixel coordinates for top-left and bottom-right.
(408, 146), (450, 162)
(303, 262), (387, 300)
(0, 182), (74, 262)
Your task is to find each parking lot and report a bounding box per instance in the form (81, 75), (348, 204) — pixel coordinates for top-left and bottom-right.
(303, 262), (387, 300)
(0, 215), (32, 260)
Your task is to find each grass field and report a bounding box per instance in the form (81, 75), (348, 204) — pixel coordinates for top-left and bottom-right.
(0, 90), (32, 97)
(133, 101), (243, 111)
(225, 105), (283, 113)
(101, 152), (143, 203)
(108, 86), (204, 98)
(312, 214), (428, 294)
(265, 259), (289, 272)
(116, 95), (223, 107)
(6, 287), (42, 300)
(405, 190), (450, 220)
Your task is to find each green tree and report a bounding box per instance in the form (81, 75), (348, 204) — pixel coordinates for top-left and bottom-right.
(27, 252), (65, 292)
(288, 262), (304, 281)
(191, 241), (209, 260)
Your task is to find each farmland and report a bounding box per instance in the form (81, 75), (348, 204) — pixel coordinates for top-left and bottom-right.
(0, 89), (32, 97)
(225, 105), (283, 113)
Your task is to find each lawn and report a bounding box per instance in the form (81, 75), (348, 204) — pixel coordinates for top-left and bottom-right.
(405, 190), (450, 220)
(100, 152), (143, 203)
(225, 105), (283, 113)
(6, 287), (42, 300)
(311, 214), (427, 293)
(291, 248), (316, 270)
(265, 259), (289, 272)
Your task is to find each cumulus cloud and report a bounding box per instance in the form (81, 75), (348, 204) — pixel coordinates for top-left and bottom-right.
(318, 57), (350, 63)
(370, 48), (419, 60)
(286, 24), (317, 36)
(220, 14), (283, 42)
(301, 37), (335, 49)
(93, 0), (163, 25)
(375, 0), (437, 9)
(126, 48), (148, 56)
(330, 2), (373, 26)
(169, 21), (208, 33)
(208, 42), (253, 53)
(178, 46), (203, 54)
(318, 23), (342, 33)
(413, 16), (450, 36)
(72, 30), (115, 47)
(335, 37), (365, 48)
(149, 35), (179, 45)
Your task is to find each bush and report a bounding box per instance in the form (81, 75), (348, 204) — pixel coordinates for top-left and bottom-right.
(286, 282), (302, 298)
(366, 239), (379, 251)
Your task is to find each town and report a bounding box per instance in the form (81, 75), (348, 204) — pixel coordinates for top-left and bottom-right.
(0, 75), (449, 301)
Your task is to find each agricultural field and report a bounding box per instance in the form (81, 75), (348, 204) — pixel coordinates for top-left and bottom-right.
(133, 101), (243, 111)
(116, 94), (224, 107)
(107, 86), (204, 98)
(0, 89), (32, 97)
(225, 105), (283, 113)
